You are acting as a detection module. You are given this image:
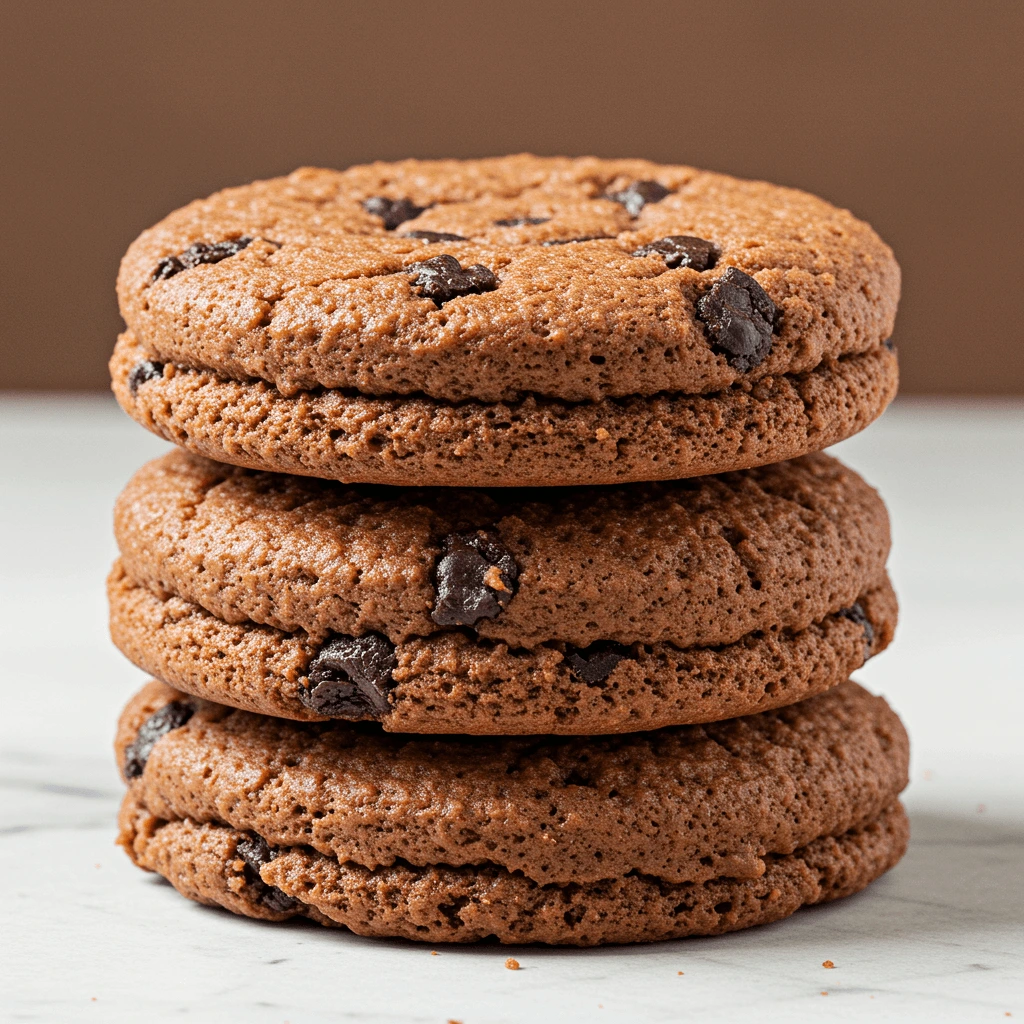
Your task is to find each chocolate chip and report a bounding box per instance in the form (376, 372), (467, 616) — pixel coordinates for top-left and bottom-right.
(123, 700), (194, 779)
(884, 338), (896, 351)
(565, 642), (632, 683)
(300, 633), (397, 720)
(127, 359), (164, 395)
(696, 267), (777, 373)
(494, 217), (550, 226)
(407, 255), (497, 306)
(152, 237), (253, 281)
(540, 236), (613, 246)
(632, 235), (718, 271)
(236, 834), (297, 913)
(839, 602), (875, 659)
(362, 197), (426, 230)
(404, 230), (467, 242)
(606, 180), (671, 217)
(431, 530), (519, 627)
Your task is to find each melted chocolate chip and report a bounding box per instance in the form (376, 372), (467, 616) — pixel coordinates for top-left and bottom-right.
(152, 237), (253, 281)
(362, 197), (426, 230)
(696, 267), (777, 373)
(300, 633), (397, 720)
(565, 642), (632, 684)
(407, 255), (497, 306)
(404, 230), (466, 242)
(540, 236), (613, 246)
(632, 235), (718, 271)
(839, 602), (875, 659)
(494, 216), (550, 226)
(123, 700), (194, 779)
(127, 359), (164, 395)
(431, 530), (519, 627)
(606, 180), (671, 217)
(236, 834), (298, 913)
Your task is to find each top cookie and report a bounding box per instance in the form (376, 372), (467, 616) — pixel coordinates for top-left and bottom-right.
(113, 156), (900, 486)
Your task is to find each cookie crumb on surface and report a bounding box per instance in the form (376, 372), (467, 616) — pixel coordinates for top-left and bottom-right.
(823, 960), (835, 969)
(505, 957), (520, 970)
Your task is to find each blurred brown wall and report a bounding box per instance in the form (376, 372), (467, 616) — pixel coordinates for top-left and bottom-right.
(2, 0), (1022, 393)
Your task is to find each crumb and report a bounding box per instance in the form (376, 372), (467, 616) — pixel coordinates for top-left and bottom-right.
(505, 958), (520, 970)
(483, 566), (510, 593)
(821, 991), (828, 996)
(431, 951), (438, 956)
(677, 971), (684, 975)
(90, 997), (96, 1002)
(923, 769), (933, 780)
(823, 960), (835, 969)
(94, 863), (101, 869)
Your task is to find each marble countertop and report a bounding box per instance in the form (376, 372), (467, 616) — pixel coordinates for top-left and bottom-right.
(2, 395), (1021, 1023)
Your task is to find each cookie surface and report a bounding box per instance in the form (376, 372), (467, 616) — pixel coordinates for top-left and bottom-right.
(112, 156), (899, 486)
(111, 449), (894, 733)
(116, 679), (909, 945)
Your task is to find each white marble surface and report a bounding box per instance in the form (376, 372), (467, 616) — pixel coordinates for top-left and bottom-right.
(1, 395), (1022, 1023)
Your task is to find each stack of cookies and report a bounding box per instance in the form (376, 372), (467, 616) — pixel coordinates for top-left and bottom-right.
(108, 156), (908, 945)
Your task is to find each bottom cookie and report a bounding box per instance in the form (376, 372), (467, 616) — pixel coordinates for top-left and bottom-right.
(119, 794), (907, 946)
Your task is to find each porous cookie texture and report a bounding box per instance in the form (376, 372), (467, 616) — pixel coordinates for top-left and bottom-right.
(111, 332), (897, 488)
(116, 680), (909, 945)
(111, 449), (894, 732)
(108, 562), (896, 733)
(112, 155), (900, 486)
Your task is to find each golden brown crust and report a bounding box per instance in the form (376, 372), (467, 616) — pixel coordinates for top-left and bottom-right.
(118, 790), (908, 946)
(116, 157), (899, 404)
(111, 331), (897, 488)
(115, 679), (909, 887)
(109, 561), (897, 734)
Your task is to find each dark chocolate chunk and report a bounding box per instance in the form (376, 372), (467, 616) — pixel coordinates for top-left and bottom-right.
(884, 338), (896, 351)
(127, 359), (164, 395)
(123, 700), (194, 779)
(540, 235), (613, 246)
(431, 530), (519, 627)
(696, 267), (777, 373)
(605, 180), (671, 217)
(152, 237), (253, 281)
(407, 254), (497, 306)
(404, 230), (467, 242)
(632, 235), (718, 271)
(494, 216), (550, 226)
(300, 633), (397, 720)
(362, 196), (426, 230)
(564, 642), (632, 684)
(839, 602), (875, 660)
(235, 834), (298, 913)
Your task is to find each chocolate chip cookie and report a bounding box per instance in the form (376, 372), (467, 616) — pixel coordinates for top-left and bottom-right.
(110, 448), (895, 733)
(111, 156), (899, 487)
(116, 679), (909, 945)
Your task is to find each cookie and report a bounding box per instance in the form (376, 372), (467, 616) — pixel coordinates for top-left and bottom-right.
(111, 449), (894, 733)
(111, 156), (899, 487)
(116, 679), (909, 945)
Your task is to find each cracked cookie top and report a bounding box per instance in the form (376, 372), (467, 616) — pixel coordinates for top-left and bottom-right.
(117, 156), (900, 404)
(113, 448), (890, 648)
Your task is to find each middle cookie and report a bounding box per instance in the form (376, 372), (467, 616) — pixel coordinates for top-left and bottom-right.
(110, 449), (895, 734)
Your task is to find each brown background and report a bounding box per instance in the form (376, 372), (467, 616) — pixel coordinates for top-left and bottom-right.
(2, 0), (1022, 393)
